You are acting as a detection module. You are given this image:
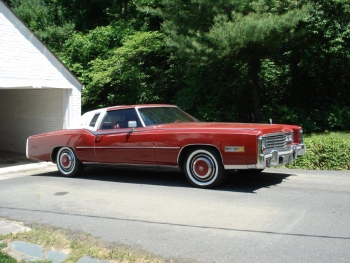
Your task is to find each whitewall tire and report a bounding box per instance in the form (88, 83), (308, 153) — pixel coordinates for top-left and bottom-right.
(184, 147), (226, 188)
(56, 147), (83, 177)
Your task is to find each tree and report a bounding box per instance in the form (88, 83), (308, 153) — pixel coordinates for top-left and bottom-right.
(7, 0), (74, 51)
(153, 0), (311, 122)
(55, 0), (135, 31)
(288, 0), (350, 131)
(83, 31), (174, 111)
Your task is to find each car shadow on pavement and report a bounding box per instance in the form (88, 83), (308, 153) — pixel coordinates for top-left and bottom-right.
(78, 167), (191, 188)
(221, 171), (293, 193)
(37, 166), (293, 193)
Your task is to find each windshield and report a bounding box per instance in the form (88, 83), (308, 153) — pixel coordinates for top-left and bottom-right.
(138, 107), (198, 126)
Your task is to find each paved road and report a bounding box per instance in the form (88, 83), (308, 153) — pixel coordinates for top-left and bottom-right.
(0, 165), (349, 263)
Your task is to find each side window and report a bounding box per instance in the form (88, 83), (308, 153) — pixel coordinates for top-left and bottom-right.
(101, 109), (142, 129)
(89, 113), (100, 127)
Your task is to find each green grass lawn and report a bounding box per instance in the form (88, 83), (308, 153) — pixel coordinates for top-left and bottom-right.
(0, 252), (17, 263)
(0, 243), (17, 263)
(0, 226), (167, 263)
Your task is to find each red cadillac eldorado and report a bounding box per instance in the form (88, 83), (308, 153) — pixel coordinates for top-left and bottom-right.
(26, 104), (306, 188)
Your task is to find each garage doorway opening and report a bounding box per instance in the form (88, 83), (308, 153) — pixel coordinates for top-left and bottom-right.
(0, 88), (71, 153)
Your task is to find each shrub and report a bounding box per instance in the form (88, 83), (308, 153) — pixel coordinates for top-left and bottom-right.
(286, 133), (350, 170)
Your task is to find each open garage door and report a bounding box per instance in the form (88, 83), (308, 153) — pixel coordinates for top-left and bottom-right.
(0, 89), (71, 154)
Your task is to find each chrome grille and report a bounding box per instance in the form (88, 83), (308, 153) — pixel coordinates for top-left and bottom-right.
(265, 133), (286, 149)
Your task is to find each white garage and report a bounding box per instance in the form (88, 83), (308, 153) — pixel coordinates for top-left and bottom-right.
(0, 1), (83, 154)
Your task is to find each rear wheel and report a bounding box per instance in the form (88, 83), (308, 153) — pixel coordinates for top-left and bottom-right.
(184, 147), (226, 188)
(56, 147), (83, 177)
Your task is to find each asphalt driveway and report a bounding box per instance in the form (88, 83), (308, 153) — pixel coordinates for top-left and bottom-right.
(0, 155), (350, 263)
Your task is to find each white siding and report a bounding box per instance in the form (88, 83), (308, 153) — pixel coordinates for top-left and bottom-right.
(69, 87), (82, 127)
(0, 2), (82, 154)
(0, 1), (81, 90)
(0, 89), (66, 153)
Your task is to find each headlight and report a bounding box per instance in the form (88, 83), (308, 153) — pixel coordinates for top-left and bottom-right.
(286, 132), (293, 143)
(261, 137), (267, 151)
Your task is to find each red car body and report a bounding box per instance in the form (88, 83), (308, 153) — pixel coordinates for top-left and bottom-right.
(27, 104), (306, 188)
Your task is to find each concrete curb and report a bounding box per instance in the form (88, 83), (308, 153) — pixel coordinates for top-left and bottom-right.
(0, 218), (30, 235)
(0, 162), (56, 174)
(0, 162), (57, 180)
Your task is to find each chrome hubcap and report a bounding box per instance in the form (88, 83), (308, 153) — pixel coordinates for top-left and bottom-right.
(190, 154), (215, 182)
(60, 151), (74, 171)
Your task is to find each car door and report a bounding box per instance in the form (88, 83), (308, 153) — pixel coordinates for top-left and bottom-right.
(94, 108), (156, 165)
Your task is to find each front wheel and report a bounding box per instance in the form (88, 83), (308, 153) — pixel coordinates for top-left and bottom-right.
(184, 147), (226, 188)
(56, 147), (83, 177)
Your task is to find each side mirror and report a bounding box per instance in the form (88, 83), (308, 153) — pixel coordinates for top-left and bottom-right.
(128, 121), (137, 129)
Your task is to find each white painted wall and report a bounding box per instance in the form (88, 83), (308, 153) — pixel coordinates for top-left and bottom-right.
(68, 87), (82, 128)
(0, 1), (83, 153)
(0, 1), (81, 90)
(0, 89), (67, 153)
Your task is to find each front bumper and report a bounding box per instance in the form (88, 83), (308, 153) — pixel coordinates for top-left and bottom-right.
(256, 143), (306, 169)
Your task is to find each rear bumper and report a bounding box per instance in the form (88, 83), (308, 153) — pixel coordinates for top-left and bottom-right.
(26, 138), (29, 159)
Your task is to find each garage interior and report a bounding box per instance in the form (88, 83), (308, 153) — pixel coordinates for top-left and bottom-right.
(0, 89), (71, 154)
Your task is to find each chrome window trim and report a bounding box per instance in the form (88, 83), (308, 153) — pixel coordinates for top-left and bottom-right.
(88, 109), (106, 131)
(94, 128), (154, 135)
(97, 108), (143, 130)
(135, 105), (179, 127)
(135, 105), (198, 126)
(135, 107), (146, 127)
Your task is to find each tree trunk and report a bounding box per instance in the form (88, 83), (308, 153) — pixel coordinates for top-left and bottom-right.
(249, 59), (262, 123)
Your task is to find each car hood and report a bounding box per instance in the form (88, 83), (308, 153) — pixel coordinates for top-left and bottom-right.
(154, 122), (293, 134)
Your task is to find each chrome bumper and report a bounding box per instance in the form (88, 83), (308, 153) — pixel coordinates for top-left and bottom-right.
(223, 143), (306, 170)
(256, 143), (306, 169)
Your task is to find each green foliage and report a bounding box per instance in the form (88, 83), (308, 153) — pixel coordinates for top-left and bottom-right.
(59, 23), (136, 81)
(156, 0), (311, 61)
(0, 243), (17, 263)
(154, 0), (312, 122)
(51, 0), (137, 31)
(287, 133), (350, 170)
(173, 58), (251, 122)
(6, 0), (350, 134)
(287, 0), (350, 128)
(83, 31), (173, 110)
(8, 0), (74, 51)
(260, 105), (350, 133)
